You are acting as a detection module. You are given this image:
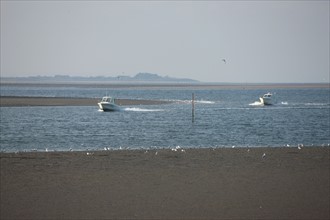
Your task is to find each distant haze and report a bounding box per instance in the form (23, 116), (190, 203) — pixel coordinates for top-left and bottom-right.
(1, 1), (329, 83)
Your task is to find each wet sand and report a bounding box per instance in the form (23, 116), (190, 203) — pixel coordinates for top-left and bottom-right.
(1, 147), (329, 219)
(0, 96), (171, 107)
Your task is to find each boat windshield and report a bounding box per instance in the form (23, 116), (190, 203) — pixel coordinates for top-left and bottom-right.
(101, 97), (114, 103)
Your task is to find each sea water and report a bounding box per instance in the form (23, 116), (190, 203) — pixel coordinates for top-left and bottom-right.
(1, 85), (329, 152)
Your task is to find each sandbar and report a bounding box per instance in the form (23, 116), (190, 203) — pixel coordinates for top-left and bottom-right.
(0, 96), (171, 107)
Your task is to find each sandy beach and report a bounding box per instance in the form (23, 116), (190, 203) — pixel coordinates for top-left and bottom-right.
(1, 147), (329, 219)
(0, 96), (172, 107)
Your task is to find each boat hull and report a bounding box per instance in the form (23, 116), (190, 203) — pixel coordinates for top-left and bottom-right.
(98, 103), (120, 111)
(259, 97), (273, 105)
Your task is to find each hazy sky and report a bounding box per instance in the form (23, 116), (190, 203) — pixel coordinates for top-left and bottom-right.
(1, 1), (329, 83)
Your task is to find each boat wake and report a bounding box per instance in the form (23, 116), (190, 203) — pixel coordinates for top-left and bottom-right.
(124, 107), (164, 112)
(174, 99), (216, 104)
(249, 101), (290, 107)
(249, 101), (264, 106)
(196, 100), (216, 104)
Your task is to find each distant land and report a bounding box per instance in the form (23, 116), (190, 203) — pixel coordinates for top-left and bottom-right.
(1, 74), (328, 89)
(1, 73), (199, 83)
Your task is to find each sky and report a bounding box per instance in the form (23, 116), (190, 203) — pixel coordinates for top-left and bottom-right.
(1, 1), (329, 83)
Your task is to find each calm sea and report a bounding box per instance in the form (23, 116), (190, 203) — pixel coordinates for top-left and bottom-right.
(1, 84), (329, 152)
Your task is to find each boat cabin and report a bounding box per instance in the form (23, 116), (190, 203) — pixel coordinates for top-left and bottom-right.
(101, 96), (115, 103)
(263, 93), (272, 98)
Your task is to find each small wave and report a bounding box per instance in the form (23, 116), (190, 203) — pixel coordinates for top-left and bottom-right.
(124, 107), (164, 112)
(304, 103), (329, 106)
(281, 102), (288, 105)
(249, 101), (264, 106)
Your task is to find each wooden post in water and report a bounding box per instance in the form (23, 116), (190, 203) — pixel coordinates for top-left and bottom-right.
(192, 93), (195, 123)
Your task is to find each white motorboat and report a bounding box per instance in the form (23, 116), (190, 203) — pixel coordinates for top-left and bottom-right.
(259, 93), (274, 105)
(98, 96), (120, 111)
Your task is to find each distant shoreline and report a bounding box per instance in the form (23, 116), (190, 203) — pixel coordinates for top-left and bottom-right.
(0, 96), (172, 107)
(1, 81), (329, 89)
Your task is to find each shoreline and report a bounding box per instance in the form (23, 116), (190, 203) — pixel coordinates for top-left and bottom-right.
(1, 82), (329, 89)
(0, 96), (172, 107)
(1, 145), (329, 155)
(1, 147), (329, 219)
(1, 145), (329, 154)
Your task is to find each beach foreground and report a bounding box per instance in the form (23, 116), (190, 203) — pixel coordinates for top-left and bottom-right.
(1, 147), (329, 219)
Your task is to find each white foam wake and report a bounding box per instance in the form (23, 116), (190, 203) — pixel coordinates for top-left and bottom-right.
(195, 100), (216, 104)
(249, 101), (264, 106)
(174, 100), (215, 104)
(124, 107), (164, 112)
